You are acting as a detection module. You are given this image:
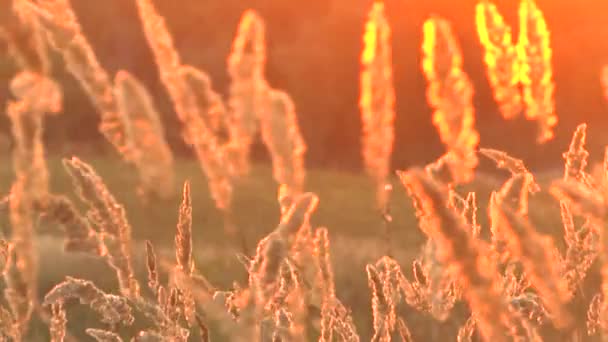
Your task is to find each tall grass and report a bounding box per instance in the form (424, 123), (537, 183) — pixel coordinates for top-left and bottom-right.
(1, 0), (608, 341)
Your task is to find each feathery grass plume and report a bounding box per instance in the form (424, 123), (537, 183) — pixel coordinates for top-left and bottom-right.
(49, 303), (67, 342)
(3, 245), (28, 340)
(3, 69), (60, 332)
(457, 316), (476, 342)
(23, 0), (134, 160)
(557, 124), (600, 295)
(0, 240), (10, 275)
(113, 70), (175, 200)
(44, 277), (134, 326)
(374, 257), (405, 336)
(563, 123), (589, 183)
(0, 303), (19, 341)
(488, 193), (573, 329)
(558, 201), (598, 298)
(260, 89), (307, 201)
(314, 227), (335, 341)
(464, 192), (481, 237)
(359, 1), (395, 209)
(1, 0), (50, 73)
(145, 241), (159, 293)
(550, 180), (605, 221)
(479, 148), (540, 193)
(497, 172), (535, 217)
(517, 0), (557, 143)
(171, 181), (197, 325)
(86, 329), (124, 342)
(36, 194), (103, 255)
(245, 192), (319, 339)
(397, 168), (511, 341)
(134, 0), (232, 211)
(179, 65), (229, 141)
(396, 316), (413, 342)
(366, 264), (391, 342)
(175, 181), (193, 275)
(131, 294), (190, 341)
(550, 179), (608, 329)
(421, 16), (479, 184)
(475, 0), (522, 119)
(227, 9), (267, 176)
(587, 293), (604, 336)
(331, 302), (360, 342)
(63, 157), (140, 298)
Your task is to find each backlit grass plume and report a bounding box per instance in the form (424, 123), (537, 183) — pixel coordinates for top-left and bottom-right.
(422, 16), (479, 184)
(113, 70), (175, 200)
(3, 0), (51, 74)
(135, 0), (232, 210)
(518, 0), (557, 143)
(227, 9), (268, 176)
(23, 0), (134, 160)
(489, 189), (573, 329)
(359, 1), (395, 209)
(63, 157), (140, 299)
(475, 1), (522, 119)
(398, 168), (512, 341)
(260, 89), (307, 201)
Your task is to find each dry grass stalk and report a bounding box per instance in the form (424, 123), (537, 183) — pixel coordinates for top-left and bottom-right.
(179, 65), (229, 141)
(113, 70), (175, 200)
(23, 0), (134, 160)
(175, 181), (193, 275)
(37, 194), (103, 255)
(145, 241), (159, 293)
(44, 277), (134, 326)
(587, 293), (604, 336)
(489, 193), (573, 329)
(3, 242), (31, 338)
(49, 303), (67, 342)
(563, 123), (590, 183)
(396, 316), (413, 342)
(421, 16), (479, 184)
(366, 264), (391, 342)
(1, 0), (50, 73)
(63, 157), (139, 298)
(517, 0), (557, 143)
(359, 1), (395, 209)
(227, 10), (268, 176)
(171, 181), (197, 325)
(398, 168), (511, 341)
(475, 1), (522, 119)
(479, 148), (540, 193)
(86, 329), (124, 342)
(134, 0), (232, 210)
(314, 227), (336, 341)
(5, 13), (62, 313)
(260, 90), (307, 201)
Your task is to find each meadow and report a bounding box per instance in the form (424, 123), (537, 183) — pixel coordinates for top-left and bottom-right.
(2, 0), (608, 341)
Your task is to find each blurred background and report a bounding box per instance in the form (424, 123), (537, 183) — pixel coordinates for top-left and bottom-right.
(1, 0), (607, 172)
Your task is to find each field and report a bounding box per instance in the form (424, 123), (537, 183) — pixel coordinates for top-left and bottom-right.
(3, 0), (608, 341)
(1, 153), (587, 341)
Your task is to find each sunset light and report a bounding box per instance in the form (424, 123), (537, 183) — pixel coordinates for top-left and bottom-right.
(1, 0), (608, 340)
